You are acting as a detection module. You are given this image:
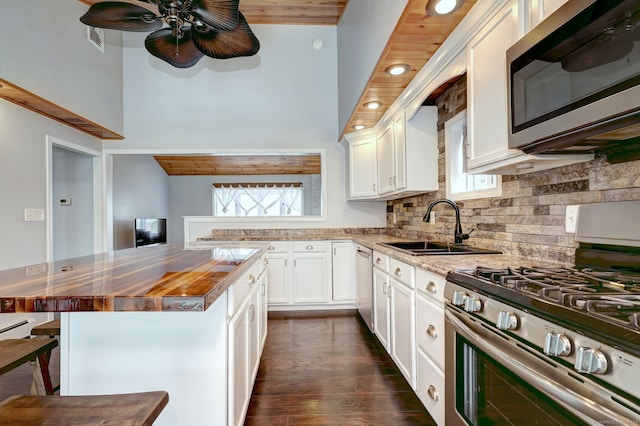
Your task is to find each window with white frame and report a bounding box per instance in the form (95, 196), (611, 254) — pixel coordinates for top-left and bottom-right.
(212, 183), (303, 217)
(445, 111), (501, 200)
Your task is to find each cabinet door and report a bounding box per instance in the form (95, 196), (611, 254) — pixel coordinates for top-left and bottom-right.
(228, 302), (250, 426)
(466, 0), (519, 170)
(292, 253), (328, 304)
(248, 290), (261, 384)
(528, 0), (569, 30)
(390, 279), (416, 388)
(376, 125), (395, 195)
(332, 242), (355, 302)
(393, 112), (406, 191)
(265, 254), (288, 305)
(259, 262), (268, 350)
(373, 267), (390, 351)
(348, 136), (378, 199)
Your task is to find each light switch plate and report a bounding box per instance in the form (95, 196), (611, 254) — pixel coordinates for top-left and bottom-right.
(565, 205), (579, 233)
(24, 208), (45, 222)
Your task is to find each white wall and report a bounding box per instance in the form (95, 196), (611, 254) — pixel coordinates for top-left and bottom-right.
(112, 156), (170, 250)
(52, 147), (95, 260)
(1, 0), (124, 134)
(105, 24), (386, 233)
(337, 0), (408, 133)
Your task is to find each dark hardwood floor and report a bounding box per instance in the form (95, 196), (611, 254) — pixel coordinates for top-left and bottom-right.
(245, 310), (436, 426)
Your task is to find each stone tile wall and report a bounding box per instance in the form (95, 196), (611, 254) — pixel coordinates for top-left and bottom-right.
(387, 76), (640, 264)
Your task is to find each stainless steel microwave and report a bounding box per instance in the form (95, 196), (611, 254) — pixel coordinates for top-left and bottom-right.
(507, 0), (640, 161)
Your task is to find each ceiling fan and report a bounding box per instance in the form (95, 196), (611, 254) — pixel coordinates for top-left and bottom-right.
(80, 0), (260, 68)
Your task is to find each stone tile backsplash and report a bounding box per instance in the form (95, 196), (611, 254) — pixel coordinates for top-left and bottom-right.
(386, 76), (640, 264)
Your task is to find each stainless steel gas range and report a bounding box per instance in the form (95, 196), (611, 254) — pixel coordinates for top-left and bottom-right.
(444, 201), (640, 425)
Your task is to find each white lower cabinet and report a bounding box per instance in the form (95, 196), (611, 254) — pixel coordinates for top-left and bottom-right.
(265, 240), (357, 310)
(373, 266), (391, 351)
(390, 277), (416, 388)
(227, 259), (264, 426)
(416, 349), (445, 426)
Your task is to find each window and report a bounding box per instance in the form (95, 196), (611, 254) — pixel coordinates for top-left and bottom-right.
(213, 183), (303, 217)
(445, 111), (501, 200)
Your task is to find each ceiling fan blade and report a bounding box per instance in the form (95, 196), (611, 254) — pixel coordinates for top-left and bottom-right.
(80, 1), (162, 32)
(561, 38), (633, 72)
(191, 0), (240, 31)
(145, 28), (204, 68)
(192, 13), (259, 59)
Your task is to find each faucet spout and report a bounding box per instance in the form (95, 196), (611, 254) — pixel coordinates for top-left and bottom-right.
(422, 199), (469, 244)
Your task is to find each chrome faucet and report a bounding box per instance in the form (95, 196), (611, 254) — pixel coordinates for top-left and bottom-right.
(422, 199), (472, 244)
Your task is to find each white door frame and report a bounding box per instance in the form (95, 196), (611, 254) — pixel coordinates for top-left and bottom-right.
(46, 135), (105, 262)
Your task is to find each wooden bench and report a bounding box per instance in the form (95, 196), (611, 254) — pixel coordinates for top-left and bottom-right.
(0, 391), (169, 425)
(0, 338), (59, 395)
(30, 319), (60, 337)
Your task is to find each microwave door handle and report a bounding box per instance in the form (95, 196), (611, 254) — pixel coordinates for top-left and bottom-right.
(445, 309), (633, 425)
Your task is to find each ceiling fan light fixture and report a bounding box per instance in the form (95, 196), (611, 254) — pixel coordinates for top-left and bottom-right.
(385, 63), (411, 76)
(426, 0), (464, 16)
(364, 101), (382, 110)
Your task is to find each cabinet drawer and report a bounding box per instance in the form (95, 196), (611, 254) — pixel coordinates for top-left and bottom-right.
(265, 241), (289, 253)
(416, 268), (445, 304)
(228, 261), (261, 317)
(416, 293), (445, 370)
(389, 258), (415, 288)
(416, 350), (445, 426)
(292, 241), (327, 253)
(372, 251), (389, 273)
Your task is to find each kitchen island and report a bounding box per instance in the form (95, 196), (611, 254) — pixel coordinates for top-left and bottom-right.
(0, 242), (268, 426)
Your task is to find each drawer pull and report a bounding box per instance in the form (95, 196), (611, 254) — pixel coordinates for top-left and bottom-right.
(394, 267), (402, 277)
(263, 258), (269, 265)
(306, 244), (314, 250)
(375, 257), (382, 264)
(426, 281), (437, 294)
(426, 324), (438, 339)
(248, 274), (256, 285)
(268, 245), (275, 250)
(427, 385), (439, 401)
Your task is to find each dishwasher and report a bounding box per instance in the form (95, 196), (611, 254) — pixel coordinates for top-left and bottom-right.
(355, 244), (373, 332)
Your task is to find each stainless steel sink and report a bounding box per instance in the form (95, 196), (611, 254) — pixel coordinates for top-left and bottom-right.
(378, 241), (501, 256)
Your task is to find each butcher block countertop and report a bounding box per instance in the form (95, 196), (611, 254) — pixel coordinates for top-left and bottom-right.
(0, 242), (266, 313)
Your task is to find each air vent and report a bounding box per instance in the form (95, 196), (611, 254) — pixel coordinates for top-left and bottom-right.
(87, 26), (105, 52)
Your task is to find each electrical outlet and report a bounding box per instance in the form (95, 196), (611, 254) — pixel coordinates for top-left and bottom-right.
(565, 205), (579, 233)
(24, 208), (45, 222)
(429, 212), (436, 225)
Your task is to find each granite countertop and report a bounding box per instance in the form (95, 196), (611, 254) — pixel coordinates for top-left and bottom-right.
(0, 242), (267, 313)
(198, 229), (568, 276)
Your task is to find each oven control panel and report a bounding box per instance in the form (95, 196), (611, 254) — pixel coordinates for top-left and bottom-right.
(445, 281), (640, 398)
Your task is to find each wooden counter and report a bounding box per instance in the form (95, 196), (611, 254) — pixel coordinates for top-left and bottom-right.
(0, 243), (265, 313)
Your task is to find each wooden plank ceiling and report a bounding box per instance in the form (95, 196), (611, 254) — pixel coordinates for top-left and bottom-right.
(154, 155), (322, 176)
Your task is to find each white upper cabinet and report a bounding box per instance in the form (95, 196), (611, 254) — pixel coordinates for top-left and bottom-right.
(346, 133), (378, 200)
(466, 0), (592, 174)
(527, 0), (570, 31)
(376, 124), (395, 195)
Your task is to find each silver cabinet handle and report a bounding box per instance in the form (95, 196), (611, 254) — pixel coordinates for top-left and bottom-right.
(268, 245), (275, 250)
(248, 274), (256, 285)
(249, 304), (256, 322)
(426, 324), (438, 339)
(306, 244), (314, 250)
(394, 267), (402, 277)
(427, 385), (439, 401)
(382, 282), (388, 295)
(426, 281), (437, 294)
(375, 257), (382, 264)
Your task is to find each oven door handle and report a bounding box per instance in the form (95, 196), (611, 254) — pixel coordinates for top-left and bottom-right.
(445, 308), (636, 424)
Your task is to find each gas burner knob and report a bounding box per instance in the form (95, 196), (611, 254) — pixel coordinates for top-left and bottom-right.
(452, 291), (468, 306)
(575, 347), (608, 374)
(543, 332), (572, 357)
(496, 311), (518, 330)
(464, 296), (482, 313)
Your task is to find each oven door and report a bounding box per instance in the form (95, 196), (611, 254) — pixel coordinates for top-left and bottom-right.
(444, 305), (640, 425)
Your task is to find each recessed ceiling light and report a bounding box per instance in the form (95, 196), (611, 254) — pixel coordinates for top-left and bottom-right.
(385, 63), (411, 76)
(426, 0), (464, 16)
(353, 124), (365, 130)
(364, 101), (382, 110)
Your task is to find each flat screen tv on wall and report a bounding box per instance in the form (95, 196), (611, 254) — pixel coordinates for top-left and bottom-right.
(135, 218), (167, 248)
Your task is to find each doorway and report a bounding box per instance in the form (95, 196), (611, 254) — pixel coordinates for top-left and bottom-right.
(47, 136), (104, 261)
